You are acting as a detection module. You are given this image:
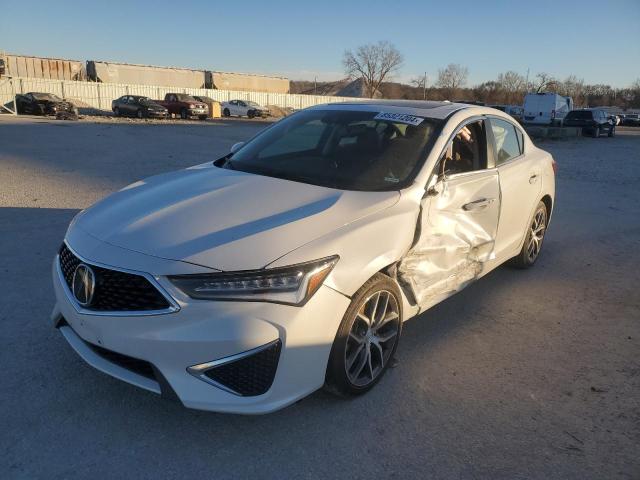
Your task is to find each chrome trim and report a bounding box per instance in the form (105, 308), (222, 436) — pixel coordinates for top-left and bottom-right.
(57, 241), (180, 317)
(187, 339), (281, 396)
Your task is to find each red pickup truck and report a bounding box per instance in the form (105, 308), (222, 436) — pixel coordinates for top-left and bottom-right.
(156, 93), (209, 120)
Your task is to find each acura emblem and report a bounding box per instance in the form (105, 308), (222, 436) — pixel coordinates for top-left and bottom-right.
(72, 263), (95, 306)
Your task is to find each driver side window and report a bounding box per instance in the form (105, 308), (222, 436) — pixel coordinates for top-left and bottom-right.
(435, 120), (488, 178)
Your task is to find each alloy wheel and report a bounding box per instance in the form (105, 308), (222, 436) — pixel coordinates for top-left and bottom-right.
(526, 208), (547, 263)
(345, 290), (400, 387)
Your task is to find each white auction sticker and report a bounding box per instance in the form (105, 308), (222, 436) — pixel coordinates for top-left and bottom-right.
(373, 112), (424, 126)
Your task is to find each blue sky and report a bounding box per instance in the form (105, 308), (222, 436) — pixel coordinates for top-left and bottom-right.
(1, 0), (638, 87)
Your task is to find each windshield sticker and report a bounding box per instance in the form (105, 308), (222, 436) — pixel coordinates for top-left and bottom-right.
(374, 112), (424, 126)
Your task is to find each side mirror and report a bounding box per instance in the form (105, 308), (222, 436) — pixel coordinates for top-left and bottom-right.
(424, 176), (444, 198)
(230, 142), (245, 154)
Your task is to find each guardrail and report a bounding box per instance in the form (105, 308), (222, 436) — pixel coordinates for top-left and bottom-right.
(0, 77), (361, 113)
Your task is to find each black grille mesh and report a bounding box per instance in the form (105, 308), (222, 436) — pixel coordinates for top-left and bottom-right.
(204, 340), (282, 396)
(59, 244), (171, 312)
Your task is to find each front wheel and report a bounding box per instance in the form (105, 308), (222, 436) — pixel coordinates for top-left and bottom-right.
(325, 273), (402, 396)
(510, 201), (548, 268)
(136, 109), (144, 119)
(247, 109), (255, 119)
(223, 108), (230, 117)
(180, 108), (188, 119)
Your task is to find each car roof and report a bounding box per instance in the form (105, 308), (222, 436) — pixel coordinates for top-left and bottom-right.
(307, 100), (470, 120)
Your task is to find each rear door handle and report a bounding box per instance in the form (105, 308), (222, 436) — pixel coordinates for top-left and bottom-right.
(462, 198), (495, 211)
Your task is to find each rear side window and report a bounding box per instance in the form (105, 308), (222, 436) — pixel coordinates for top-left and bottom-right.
(490, 118), (522, 165)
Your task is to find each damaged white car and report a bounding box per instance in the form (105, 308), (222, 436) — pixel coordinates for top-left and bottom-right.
(52, 101), (556, 414)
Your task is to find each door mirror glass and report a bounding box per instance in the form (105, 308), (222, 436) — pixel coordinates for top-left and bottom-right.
(230, 142), (245, 154)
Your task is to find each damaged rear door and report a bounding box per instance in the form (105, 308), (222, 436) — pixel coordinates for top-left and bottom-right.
(399, 118), (501, 309)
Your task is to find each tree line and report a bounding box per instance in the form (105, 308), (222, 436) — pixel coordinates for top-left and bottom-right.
(334, 41), (640, 109)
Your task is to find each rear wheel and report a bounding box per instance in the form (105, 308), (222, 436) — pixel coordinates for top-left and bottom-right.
(325, 273), (402, 396)
(592, 126), (600, 138)
(113, 107), (120, 117)
(510, 201), (548, 268)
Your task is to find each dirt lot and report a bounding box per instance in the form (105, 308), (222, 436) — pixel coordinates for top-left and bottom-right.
(1, 116), (639, 479)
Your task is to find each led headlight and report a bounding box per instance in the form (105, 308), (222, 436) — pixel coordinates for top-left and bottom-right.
(168, 256), (339, 306)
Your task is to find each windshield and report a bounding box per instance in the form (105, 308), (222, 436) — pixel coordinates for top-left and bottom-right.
(226, 109), (442, 191)
(246, 101), (260, 107)
(32, 93), (62, 101)
(566, 111), (593, 120)
(176, 94), (196, 102)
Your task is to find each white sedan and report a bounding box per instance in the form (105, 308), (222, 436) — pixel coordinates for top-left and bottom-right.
(221, 99), (270, 118)
(51, 101), (556, 414)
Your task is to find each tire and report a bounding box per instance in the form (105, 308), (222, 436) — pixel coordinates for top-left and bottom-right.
(180, 108), (188, 120)
(325, 273), (402, 396)
(247, 109), (255, 119)
(510, 201), (548, 268)
(113, 107), (120, 117)
(136, 109), (144, 119)
(223, 108), (230, 117)
(592, 126), (600, 138)
(198, 115), (207, 120)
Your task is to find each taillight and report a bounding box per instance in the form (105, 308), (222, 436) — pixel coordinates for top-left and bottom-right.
(552, 159), (558, 175)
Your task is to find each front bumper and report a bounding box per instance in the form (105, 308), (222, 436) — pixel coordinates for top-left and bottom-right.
(51, 240), (350, 414)
(147, 110), (169, 118)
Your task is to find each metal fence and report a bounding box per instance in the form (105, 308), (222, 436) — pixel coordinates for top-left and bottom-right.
(0, 77), (361, 113)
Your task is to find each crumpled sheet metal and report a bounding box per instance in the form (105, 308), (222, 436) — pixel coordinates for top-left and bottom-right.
(398, 199), (496, 308)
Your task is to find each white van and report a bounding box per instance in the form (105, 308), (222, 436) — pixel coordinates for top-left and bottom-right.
(523, 93), (573, 125)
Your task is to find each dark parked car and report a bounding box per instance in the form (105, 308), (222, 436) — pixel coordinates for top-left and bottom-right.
(15, 92), (77, 116)
(622, 114), (640, 126)
(563, 109), (615, 137)
(156, 93), (208, 120)
(112, 95), (168, 119)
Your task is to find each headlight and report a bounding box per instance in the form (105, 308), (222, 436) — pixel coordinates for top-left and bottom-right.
(189, 104), (197, 109)
(168, 256), (339, 306)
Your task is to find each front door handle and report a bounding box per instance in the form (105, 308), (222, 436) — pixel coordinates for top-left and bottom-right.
(462, 198), (495, 211)
(529, 174), (539, 184)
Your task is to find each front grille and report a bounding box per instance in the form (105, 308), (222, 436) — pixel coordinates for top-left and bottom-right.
(203, 340), (282, 396)
(59, 244), (171, 312)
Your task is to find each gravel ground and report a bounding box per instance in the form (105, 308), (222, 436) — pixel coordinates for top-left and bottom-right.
(1, 115), (638, 479)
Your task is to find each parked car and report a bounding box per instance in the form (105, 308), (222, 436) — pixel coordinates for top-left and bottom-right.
(15, 92), (77, 116)
(563, 109), (615, 137)
(490, 104), (524, 122)
(157, 93), (208, 120)
(52, 101), (555, 414)
(523, 92), (573, 125)
(221, 99), (270, 118)
(112, 95), (168, 119)
(622, 113), (640, 126)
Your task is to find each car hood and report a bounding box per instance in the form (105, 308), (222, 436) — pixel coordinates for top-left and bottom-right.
(72, 164), (400, 271)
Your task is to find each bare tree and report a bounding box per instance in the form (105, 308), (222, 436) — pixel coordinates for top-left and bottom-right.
(559, 75), (585, 107)
(436, 64), (468, 98)
(343, 41), (403, 98)
(497, 71), (526, 103)
(534, 72), (557, 93)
